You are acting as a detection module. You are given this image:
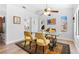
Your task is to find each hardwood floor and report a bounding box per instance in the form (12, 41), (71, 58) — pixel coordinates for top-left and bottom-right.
(0, 43), (28, 54)
(0, 39), (78, 54)
(57, 39), (78, 54)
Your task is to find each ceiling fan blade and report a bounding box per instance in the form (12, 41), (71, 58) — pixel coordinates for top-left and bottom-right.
(51, 10), (59, 12)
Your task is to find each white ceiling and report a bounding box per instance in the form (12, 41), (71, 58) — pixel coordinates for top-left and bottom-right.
(22, 4), (76, 15)
(26, 4), (74, 8)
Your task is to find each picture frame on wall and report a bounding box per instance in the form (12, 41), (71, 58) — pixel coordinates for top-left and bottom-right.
(61, 16), (67, 32)
(13, 16), (21, 24)
(47, 18), (56, 25)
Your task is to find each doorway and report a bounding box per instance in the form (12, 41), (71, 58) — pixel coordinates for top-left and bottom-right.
(0, 16), (5, 46)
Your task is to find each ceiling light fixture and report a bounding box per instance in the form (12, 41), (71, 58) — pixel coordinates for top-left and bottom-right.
(43, 0), (59, 16)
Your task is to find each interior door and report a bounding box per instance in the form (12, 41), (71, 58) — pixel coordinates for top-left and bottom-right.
(0, 17), (3, 33)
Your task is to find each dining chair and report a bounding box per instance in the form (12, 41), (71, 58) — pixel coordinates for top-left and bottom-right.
(49, 28), (56, 33)
(24, 31), (32, 49)
(35, 32), (50, 53)
(46, 28), (57, 49)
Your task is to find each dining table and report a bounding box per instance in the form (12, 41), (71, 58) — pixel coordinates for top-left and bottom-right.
(43, 31), (61, 49)
(31, 31), (61, 50)
(44, 31), (61, 39)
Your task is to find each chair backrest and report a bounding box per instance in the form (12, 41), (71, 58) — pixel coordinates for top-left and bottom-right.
(24, 31), (32, 37)
(49, 28), (56, 33)
(35, 32), (45, 39)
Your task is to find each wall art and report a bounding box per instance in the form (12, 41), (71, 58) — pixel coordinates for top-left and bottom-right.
(47, 18), (56, 25)
(61, 16), (67, 32)
(13, 16), (21, 24)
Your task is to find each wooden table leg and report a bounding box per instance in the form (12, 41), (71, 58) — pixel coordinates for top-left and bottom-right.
(55, 35), (57, 47)
(35, 44), (37, 53)
(43, 46), (44, 54)
(29, 41), (32, 49)
(35, 40), (37, 53)
(24, 40), (26, 47)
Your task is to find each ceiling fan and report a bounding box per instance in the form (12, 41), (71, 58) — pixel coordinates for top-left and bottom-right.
(37, 8), (59, 16)
(22, 5), (59, 16)
(43, 8), (59, 16)
(44, 8), (59, 13)
(38, 0), (59, 16)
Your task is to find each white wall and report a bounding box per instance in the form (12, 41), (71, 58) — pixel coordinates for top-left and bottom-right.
(0, 4), (6, 16)
(39, 8), (74, 41)
(6, 4), (39, 44)
(5, 4), (74, 44)
(28, 4), (75, 40)
(33, 5), (74, 41)
(57, 8), (74, 41)
(6, 5), (25, 44)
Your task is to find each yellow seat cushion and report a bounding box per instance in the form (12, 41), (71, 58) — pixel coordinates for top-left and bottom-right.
(25, 36), (31, 41)
(37, 39), (50, 46)
(49, 29), (55, 32)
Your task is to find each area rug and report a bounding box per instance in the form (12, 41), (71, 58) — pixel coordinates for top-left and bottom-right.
(15, 41), (70, 54)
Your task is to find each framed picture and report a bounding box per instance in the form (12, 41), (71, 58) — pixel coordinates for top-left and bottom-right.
(13, 16), (21, 24)
(47, 18), (56, 25)
(61, 16), (67, 32)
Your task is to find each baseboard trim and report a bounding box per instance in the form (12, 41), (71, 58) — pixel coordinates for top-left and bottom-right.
(57, 37), (73, 42)
(6, 39), (23, 45)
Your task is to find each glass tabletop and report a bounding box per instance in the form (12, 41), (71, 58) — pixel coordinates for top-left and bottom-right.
(31, 31), (61, 36)
(44, 31), (61, 36)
